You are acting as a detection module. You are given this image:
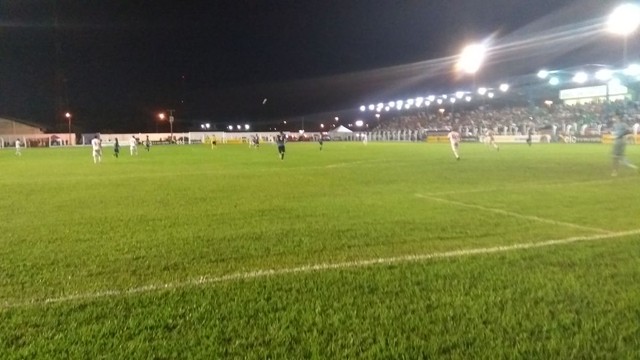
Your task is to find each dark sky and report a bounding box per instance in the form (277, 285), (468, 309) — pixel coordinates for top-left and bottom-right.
(0, 0), (637, 132)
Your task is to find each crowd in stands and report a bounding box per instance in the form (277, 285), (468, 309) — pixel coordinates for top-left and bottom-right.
(370, 101), (640, 140)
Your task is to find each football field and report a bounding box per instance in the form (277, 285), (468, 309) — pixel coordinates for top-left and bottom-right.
(1, 141), (639, 358)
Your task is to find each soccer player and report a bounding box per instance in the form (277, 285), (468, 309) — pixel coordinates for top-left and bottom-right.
(362, 133), (368, 145)
(129, 135), (138, 156)
(526, 127), (533, 147)
(276, 131), (286, 160)
(91, 135), (102, 164)
(319, 136), (323, 151)
(486, 129), (499, 151)
(447, 128), (461, 160)
(145, 135), (151, 152)
(15, 139), (21, 156)
(113, 138), (120, 158)
(611, 116), (638, 177)
(210, 135), (217, 149)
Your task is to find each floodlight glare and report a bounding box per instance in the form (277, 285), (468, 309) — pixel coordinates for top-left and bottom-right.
(465, 96), (472, 102)
(244, 124), (250, 130)
(624, 63), (640, 76)
(406, 99), (414, 105)
(608, 3), (640, 35)
(537, 70), (550, 79)
(608, 78), (622, 87)
(478, 87), (488, 95)
(377, 102), (384, 108)
(455, 91), (464, 99)
(457, 43), (486, 74)
(442, 94), (448, 99)
(549, 77), (560, 86)
(450, 97), (456, 103)
(572, 72), (588, 84)
(595, 69), (613, 81)
(388, 101), (395, 107)
(499, 83), (509, 92)
(368, 104), (375, 111)
(385, 106), (390, 111)
(487, 92), (495, 98)
(359, 105), (366, 112)
(427, 95), (436, 102)
(436, 99), (443, 104)
(355, 120), (364, 127)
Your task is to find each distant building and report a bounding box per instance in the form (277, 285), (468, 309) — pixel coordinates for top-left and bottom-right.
(0, 116), (46, 136)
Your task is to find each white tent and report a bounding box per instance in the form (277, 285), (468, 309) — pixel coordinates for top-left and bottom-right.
(329, 125), (353, 134)
(328, 125), (353, 140)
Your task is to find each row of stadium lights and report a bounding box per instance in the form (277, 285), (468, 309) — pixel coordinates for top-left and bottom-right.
(359, 3), (640, 114)
(537, 64), (640, 85)
(359, 84), (509, 113)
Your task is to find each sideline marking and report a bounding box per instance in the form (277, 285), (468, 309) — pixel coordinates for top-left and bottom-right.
(422, 179), (616, 197)
(3, 228), (640, 309)
(416, 193), (612, 234)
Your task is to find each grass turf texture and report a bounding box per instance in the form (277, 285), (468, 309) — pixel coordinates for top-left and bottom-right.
(1, 142), (639, 358)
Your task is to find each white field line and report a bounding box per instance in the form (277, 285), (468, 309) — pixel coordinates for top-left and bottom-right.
(422, 179), (616, 197)
(415, 193), (612, 234)
(3, 228), (640, 310)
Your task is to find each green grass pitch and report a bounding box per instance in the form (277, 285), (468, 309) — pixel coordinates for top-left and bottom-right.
(1, 141), (639, 358)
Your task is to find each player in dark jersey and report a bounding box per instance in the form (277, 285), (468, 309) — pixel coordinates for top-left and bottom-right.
(526, 127), (533, 147)
(276, 131), (286, 160)
(319, 136), (323, 151)
(113, 138), (120, 158)
(145, 135), (151, 151)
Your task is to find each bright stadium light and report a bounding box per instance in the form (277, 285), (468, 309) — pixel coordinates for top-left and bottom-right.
(442, 94), (448, 99)
(624, 63), (640, 76)
(384, 106), (390, 111)
(455, 91), (464, 99)
(450, 97), (456, 103)
(355, 120), (364, 127)
(359, 105), (366, 112)
(227, 125), (233, 130)
(595, 69), (613, 81)
(478, 87), (488, 95)
(396, 100), (404, 110)
(608, 3), (640, 35)
(244, 124), (250, 130)
(499, 83), (509, 92)
(457, 43), (486, 74)
(388, 101), (395, 107)
(427, 95), (436, 102)
(425, 101), (431, 107)
(415, 97), (424, 107)
(608, 3), (640, 65)
(368, 104), (375, 111)
(537, 69), (550, 79)
(487, 92), (495, 98)
(377, 102), (384, 108)
(573, 72), (588, 83)
(549, 77), (560, 86)
(465, 96), (472, 102)
(436, 98), (443, 105)
(406, 98), (414, 106)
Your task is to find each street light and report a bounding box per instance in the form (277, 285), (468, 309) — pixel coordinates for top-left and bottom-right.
(158, 110), (175, 143)
(608, 3), (640, 66)
(65, 112), (72, 146)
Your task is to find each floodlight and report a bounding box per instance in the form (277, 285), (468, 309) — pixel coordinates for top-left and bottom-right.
(487, 92), (495, 98)
(455, 91), (464, 99)
(608, 3), (640, 35)
(450, 97), (456, 103)
(624, 63), (640, 76)
(572, 72), (588, 84)
(478, 87), (488, 95)
(537, 70), (550, 79)
(465, 96), (472, 102)
(368, 104), (375, 111)
(360, 105), (366, 112)
(457, 43), (486, 74)
(355, 120), (364, 127)
(499, 83), (509, 92)
(549, 77), (560, 86)
(595, 69), (613, 81)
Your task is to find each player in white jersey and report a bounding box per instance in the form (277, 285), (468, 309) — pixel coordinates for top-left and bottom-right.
(15, 139), (22, 156)
(447, 129), (461, 160)
(91, 135), (102, 164)
(485, 129), (499, 151)
(129, 135), (138, 155)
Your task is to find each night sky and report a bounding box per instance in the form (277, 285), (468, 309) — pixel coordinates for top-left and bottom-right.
(0, 0), (637, 132)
